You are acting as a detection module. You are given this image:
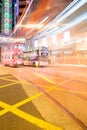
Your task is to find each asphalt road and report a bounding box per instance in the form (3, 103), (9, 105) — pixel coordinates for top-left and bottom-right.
(0, 64), (87, 130)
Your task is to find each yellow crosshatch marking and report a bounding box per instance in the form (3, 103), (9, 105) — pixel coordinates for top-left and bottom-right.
(0, 80), (34, 89)
(0, 81), (20, 89)
(0, 76), (27, 83)
(0, 101), (62, 130)
(0, 76), (31, 89)
(0, 86), (56, 115)
(14, 86), (56, 108)
(0, 87), (62, 130)
(0, 76), (13, 79)
(0, 68), (86, 130)
(33, 73), (86, 95)
(0, 77), (18, 82)
(34, 73), (56, 85)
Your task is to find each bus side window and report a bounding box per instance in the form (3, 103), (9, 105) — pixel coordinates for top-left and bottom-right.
(12, 55), (14, 59)
(18, 54), (21, 58)
(37, 49), (39, 55)
(18, 52), (21, 58)
(1, 56), (3, 60)
(5, 55), (7, 59)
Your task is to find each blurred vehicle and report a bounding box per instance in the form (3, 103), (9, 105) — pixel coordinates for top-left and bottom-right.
(1, 44), (24, 67)
(23, 46), (48, 67)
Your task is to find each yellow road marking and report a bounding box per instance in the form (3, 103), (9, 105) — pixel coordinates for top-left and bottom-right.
(0, 101), (11, 109)
(0, 81), (20, 89)
(34, 73), (87, 95)
(0, 99), (62, 130)
(0, 78), (31, 89)
(68, 89), (87, 95)
(0, 77), (18, 82)
(54, 87), (87, 95)
(59, 79), (71, 85)
(0, 102), (11, 115)
(0, 76), (27, 83)
(0, 109), (9, 115)
(0, 76), (31, 87)
(14, 93), (42, 108)
(33, 73), (87, 95)
(1, 70), (85, 129)
(14, 86), (55, 108)
(35, 73), (56, 85)
(11, 108), (62, 130)
(0, 76), (12, 79)
(0, 86), (62, 129)
(0, 86), (55, 115)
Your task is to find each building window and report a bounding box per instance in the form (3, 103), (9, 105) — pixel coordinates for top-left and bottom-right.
(52, 34), (56, 44)
(42, 37), (48, 47)
(63, 31), (70, 43)
(34, 40), (38, 48)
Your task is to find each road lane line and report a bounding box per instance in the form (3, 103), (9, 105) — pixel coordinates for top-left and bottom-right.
(34, 73), (56, 85)
(0, 74), (35, 85)
(0, 101), (62, 130)
(14, 92), (42, 108)
(0, 78), (18, 82)
(33, 73), (87, 95)
(59, 79), (71, 85)
(0, 101), (11, 116)
(54, 87), (87, 95)
(0, 86), (55, 115)
(0, 76), (12, 79)
(68, 90), (87, 95)
(0, 101), (11, 109)
(0, 81), (20, 89)
(0, 76), (28, 83)
(11, 107), (62, 130)
(0, 76), (32, 86)
(1, 78), (28, 83)
(0, 109), (9, 116)
(34, 73), (71, 86)
(11, 86), (56, 108)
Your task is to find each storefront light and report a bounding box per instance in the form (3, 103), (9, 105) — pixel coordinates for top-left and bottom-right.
(0, 37), (26, 43)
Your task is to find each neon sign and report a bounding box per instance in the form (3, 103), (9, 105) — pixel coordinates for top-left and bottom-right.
(4, 0), (12, 34)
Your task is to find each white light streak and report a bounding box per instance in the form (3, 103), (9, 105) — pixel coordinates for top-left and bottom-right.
(0, 37), (26, 43)
(10, 0), (34, 37)
(23, 16), (49, 37)
(16, 24), (43, 29)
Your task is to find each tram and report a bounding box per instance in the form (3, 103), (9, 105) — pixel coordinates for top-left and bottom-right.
(1, 44), (24, 67)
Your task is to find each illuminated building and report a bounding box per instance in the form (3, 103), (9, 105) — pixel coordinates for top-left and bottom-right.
(12, 0), (18, 31)
(1, 0), (12, 35)
(0, 0), (26, 35)
(0, 0), (3, 33)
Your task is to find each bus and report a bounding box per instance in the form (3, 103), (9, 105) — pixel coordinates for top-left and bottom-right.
(1, 44), (24, 67)
(23, 46), (49, 67)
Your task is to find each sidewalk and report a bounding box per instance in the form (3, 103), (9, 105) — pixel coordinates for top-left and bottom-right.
(48, 63), (87, 68)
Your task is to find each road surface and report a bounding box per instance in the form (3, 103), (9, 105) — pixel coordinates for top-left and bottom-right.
(0, 64), (87, 130)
